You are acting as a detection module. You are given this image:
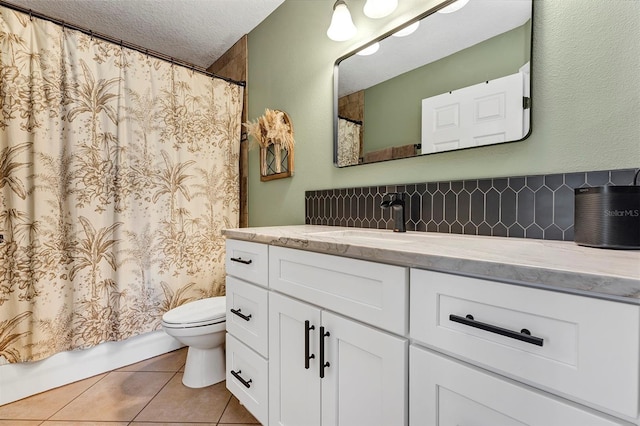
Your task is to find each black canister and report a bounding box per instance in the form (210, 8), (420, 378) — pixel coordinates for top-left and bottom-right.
(574, 186), (640, 249)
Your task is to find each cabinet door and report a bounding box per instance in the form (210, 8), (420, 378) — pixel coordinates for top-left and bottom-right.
(410, 345), (631, 426)
(321, 311), (408, 426)
(269, 293), (321, 426)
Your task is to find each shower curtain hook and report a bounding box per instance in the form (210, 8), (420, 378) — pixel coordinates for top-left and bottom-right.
(89, 30), (93, 40)
(29, 9), (33, 21)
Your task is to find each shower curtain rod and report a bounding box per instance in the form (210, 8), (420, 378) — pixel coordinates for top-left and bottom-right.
(0, 0), (246, 87)
(338, 115), (363, 126)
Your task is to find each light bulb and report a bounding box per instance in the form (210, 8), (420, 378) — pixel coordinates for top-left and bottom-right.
(438, 0), (469, 14)
(327, 0), (357, 41)
(363, 0), (398, 19)
(392, 21), (419, 37)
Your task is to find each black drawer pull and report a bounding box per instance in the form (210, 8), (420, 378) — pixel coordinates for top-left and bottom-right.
(305, 320), (316, 369)
(230, 308), (252, 321)
(230, 369), (252, 388)
(230, 257), (252, 265)
(319, 326), (330, 378)
(449, 314), (544, 347)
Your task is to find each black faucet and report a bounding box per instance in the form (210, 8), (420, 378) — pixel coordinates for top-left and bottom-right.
(381, 192), (406, 232)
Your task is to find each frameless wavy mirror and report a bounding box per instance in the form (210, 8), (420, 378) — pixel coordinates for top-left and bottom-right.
(334, 0), (533, 167)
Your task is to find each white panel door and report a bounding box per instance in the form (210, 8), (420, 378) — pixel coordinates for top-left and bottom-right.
(269, 292), (321, 426)
(421, 72), (525, 153)
(321, 311), (408, 426)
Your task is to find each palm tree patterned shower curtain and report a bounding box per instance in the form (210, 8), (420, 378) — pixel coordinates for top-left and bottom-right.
(0, 7), (243, 363)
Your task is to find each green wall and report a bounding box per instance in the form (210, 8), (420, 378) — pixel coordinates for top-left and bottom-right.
(247, 0), (640, 227)
(363, 23), (530, 153)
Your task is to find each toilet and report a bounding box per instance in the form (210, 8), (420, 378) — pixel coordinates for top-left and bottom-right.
(161, 296), (226, 388)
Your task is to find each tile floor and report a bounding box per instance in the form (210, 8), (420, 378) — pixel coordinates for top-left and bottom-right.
(0, 347), (261, 425)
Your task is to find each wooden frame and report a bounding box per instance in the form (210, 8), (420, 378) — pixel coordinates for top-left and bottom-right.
(260, 144), (294, 181)
(257, 109), (295, 182)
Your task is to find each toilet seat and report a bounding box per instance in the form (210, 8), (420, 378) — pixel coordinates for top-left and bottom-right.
(162, 297), (226, 328)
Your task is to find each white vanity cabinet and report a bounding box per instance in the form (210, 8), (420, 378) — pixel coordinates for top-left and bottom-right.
(268, 246), (409, 426)
(224, 230), (640, 426)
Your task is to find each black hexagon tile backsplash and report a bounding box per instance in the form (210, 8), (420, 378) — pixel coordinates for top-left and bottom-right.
(305, 168), (639, 241)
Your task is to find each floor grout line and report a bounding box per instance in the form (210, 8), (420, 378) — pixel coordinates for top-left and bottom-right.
(43, 370), (111, 422)
(129, 370), (182, 424)
(216, 391), (235, 426)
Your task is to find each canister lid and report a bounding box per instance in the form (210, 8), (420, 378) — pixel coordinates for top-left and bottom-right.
(575, 186), (640, 195)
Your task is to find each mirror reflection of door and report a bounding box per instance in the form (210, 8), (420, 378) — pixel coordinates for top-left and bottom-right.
(335, 0), (533, 167)
(422, 66), (528, 153)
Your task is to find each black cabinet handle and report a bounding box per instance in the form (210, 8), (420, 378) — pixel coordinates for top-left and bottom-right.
(319, 326), (330, 378)
(230, 369), (252, 388)
(230, 257), (252, 265)
(305, 320), (316, 369)
(449, 314), (544, 347)
(230, 308), (252, 321)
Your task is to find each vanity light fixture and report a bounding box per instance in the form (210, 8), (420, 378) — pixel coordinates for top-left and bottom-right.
(392, 21), (419, 37)
(363, 0), (398, 18)
(327, 0), (357, 41)
(438, 0), (469, 14)
(356, 42), (380, 56)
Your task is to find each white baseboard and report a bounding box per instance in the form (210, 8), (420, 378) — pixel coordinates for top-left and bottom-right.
(0, 331), (184, 406)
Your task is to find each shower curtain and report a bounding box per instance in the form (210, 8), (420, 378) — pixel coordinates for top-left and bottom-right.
(0, 7), (243, 363)
(337, 117), (361, 167)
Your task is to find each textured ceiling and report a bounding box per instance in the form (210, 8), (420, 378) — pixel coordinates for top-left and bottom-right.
(2, 0), (285, 68)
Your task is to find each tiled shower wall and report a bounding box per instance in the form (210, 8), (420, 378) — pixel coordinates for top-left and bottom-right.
(305, 168), (639, 242)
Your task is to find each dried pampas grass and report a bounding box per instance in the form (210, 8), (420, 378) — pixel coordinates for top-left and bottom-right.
(243, 109), (295, 175)
(243, 109), (295, 150)
(243, 117), (268, 149)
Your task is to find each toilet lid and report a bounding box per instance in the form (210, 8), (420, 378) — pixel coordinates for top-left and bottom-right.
(162, 297), (226, 325)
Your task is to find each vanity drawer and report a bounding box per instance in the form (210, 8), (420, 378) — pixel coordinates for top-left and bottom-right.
(409, 269), (640, 418)
(226, 333), (268, 425)
(410, 345), (632, 426)
(269, 245), (408, 335)
(226, 276), (268, 357)
(226, 239), (269, 287)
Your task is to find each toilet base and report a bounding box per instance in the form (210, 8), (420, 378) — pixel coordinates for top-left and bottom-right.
(182, 345), (226, 388)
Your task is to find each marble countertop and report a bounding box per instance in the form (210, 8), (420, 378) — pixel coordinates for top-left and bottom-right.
(223, 225), (640, 304)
